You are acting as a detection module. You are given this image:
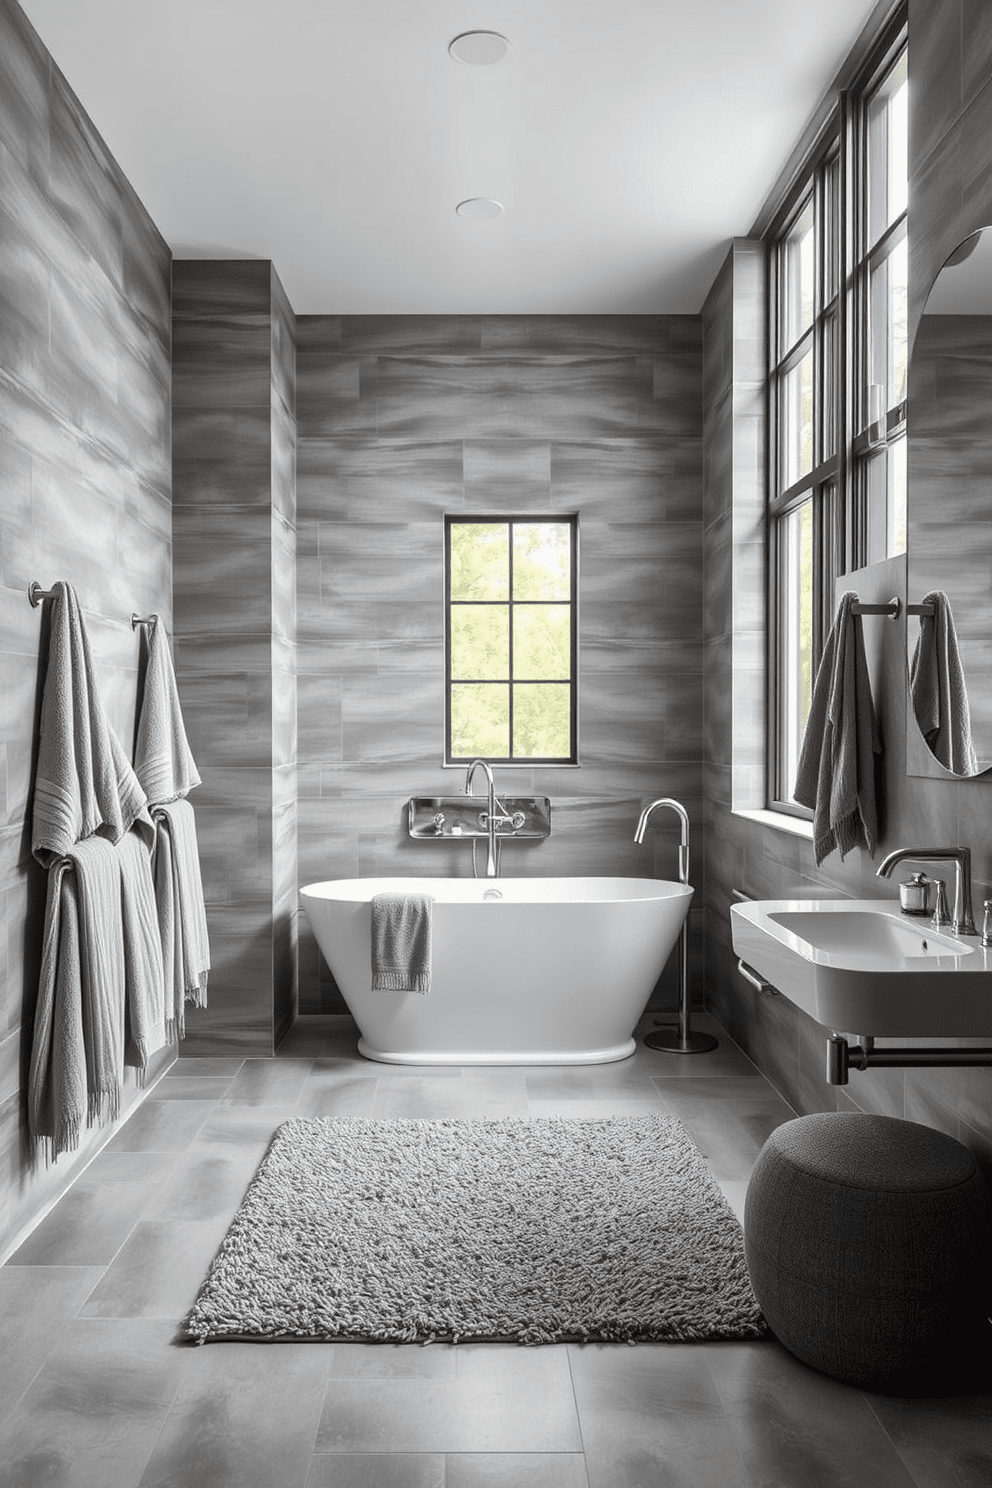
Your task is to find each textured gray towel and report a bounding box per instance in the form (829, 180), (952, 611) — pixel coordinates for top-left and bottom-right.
(119, 827), (168, 1071)
(794, 592), (882, 867)
(152, 800), (210, 1036)
(910, 591), (978, 776)
(371, 893), (434, 993)
(134, 618), (201, 804)
(32, 582), (152, 866)
(133, 617), (209, 1034)
(28, 837), (126, 1161)
(28, 861), (85, 1162)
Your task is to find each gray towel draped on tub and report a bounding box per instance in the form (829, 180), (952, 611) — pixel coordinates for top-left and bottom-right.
(793, 591), (882, 867)
(29, 583), (166, 1162)
(371, 893), (434, 993)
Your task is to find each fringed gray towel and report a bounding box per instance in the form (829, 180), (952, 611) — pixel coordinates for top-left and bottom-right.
(152, 800), (210, 1037)
(133, 617), (209, 1028)
(32, 581), (152, 864)
(794, 591), (882, 867)
(910, 590), (978, 776)
(371, 893), (434, 993)
(133, 617), (202, 805)
(29, 838), (126, 1162)
(28, 583), (160, 1162)
(119, 827), (168, 1071)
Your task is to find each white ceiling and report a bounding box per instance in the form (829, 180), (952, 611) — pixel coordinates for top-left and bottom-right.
(21, 0), (877, 315)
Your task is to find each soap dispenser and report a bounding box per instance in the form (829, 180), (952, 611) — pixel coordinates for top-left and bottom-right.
(899, 871), (932, 916)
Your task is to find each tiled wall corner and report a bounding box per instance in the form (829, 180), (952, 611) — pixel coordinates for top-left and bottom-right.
(172, 260), (298, 1055)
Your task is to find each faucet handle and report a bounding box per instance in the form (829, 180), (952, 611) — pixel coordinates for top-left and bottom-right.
(930, 878), (951, 930)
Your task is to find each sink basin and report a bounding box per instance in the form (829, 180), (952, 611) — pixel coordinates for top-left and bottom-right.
(730, 898), (992, 1036)
(767, 910), (967, 960)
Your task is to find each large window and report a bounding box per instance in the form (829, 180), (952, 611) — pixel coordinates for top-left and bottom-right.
(768, 20), (907, 813)
(444, 516), (578, 765)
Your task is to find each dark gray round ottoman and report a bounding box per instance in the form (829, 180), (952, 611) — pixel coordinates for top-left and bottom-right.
(744, 1112), (992, 1391)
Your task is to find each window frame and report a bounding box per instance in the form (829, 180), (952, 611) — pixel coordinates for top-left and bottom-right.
(443, 513), (579, 767)
(765, 11), (907, 817)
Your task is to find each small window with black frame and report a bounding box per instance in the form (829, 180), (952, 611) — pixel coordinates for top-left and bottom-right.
(444, 515), (578, 765)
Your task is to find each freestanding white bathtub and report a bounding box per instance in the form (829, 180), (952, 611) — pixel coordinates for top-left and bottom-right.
(300, 876), (693, 1065)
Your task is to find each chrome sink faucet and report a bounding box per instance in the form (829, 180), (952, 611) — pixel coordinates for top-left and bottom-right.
(876, 847), (978, 936)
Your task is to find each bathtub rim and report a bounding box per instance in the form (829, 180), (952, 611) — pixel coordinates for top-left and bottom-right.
(300, 875), (694, 907)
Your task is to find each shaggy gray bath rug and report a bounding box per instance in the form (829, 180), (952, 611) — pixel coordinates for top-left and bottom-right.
(182, 1114), (767, 1346)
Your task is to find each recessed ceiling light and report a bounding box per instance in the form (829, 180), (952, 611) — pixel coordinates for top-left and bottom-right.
(455, 198), (504, 220)
(448, 31), (509, 65)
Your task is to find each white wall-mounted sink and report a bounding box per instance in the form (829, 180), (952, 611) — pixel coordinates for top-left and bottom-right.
(730, 898), (992, 1036)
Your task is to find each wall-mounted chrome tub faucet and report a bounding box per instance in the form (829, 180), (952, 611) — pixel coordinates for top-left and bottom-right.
(634, 798), (717, 1055)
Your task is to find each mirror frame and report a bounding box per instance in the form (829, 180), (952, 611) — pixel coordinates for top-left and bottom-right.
(905, 226), (992, 780)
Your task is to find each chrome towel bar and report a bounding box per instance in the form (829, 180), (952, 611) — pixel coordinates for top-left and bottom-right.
(850, 597), (935, 620)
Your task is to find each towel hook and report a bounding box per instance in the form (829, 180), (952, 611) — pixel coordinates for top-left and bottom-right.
(131, 613), (158, 630)
(28, 581), (57, 607)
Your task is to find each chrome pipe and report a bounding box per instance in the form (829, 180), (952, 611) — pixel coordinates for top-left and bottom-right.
(635, 797), (716, 1055)
(464, 759), (498, 878)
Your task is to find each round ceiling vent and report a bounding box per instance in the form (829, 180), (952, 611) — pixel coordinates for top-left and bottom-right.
(448, 31), (509, 65)
(455, 198), (504, 220)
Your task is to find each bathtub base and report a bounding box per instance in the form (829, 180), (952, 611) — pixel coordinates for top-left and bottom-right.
(356, 1036), (637, 1067)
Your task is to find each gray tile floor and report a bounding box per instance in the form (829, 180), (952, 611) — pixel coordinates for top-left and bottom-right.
(2, 1010), (990, 1487)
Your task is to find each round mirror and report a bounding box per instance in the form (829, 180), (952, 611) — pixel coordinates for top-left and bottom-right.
(907, 228), (992, 777)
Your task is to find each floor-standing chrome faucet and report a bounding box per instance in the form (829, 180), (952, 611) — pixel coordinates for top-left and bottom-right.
(634, 798), (718, 1054)
(464, 759), (500, 878)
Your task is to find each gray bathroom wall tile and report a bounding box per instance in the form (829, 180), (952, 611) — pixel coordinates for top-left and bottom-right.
(480, 314), (698, 356)
(318, 521), (442, 602)
(0, 2), (51, 186)
(296, 352), (377, 437)
(297, 438), (464, 520)
(172, 258), (273, 318)
(340, 315), (484, 355)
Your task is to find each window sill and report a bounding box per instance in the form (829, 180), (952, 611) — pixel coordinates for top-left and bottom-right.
(732, 807), (814, 840)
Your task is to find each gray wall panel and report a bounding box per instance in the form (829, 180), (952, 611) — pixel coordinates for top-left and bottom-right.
(0, 0), (173, 1257)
